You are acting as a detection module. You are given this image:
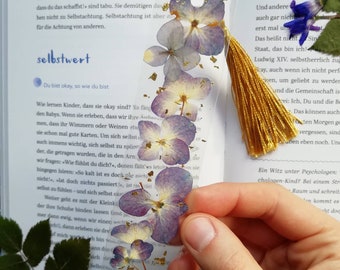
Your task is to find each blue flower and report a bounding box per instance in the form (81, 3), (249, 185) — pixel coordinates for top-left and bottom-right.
(289, 0), (322, 18)
(284, 0), (322, 45)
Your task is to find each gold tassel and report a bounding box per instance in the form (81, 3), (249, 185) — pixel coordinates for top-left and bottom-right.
(222, 24), (302, 157)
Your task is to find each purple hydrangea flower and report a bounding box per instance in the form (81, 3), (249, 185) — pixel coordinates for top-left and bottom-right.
(151, 72), (211, 121)
(111, 220), (153, 244)
(170, 0), (225, 55)
(284, 0), (322, 45)
(110, 240), (154, 269)
(119, 167), (193, 244)
(137, 115), (196, 165)
(144, 19), (200, 81)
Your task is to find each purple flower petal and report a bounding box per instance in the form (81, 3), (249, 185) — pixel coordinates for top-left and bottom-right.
(170, 0), (225, 55)
(130, 240), (154, 261)
(187, 25), (225, 55)
(110, 246), (127, 268)
(161, 138), (190, 165)
(150, 167), (193, 243)
(175, 46), (201, 71)
(290, 0), (322, 18)
(181, 102), (198, 121)
(161, 115), (196, 145)
(196, 0), (225, 23)
(137, 116), (196, 165)
(144, 46), (169, 66)
(283, 17), (321, 45)
(155, 167), (193, 203)
(111, 220), (153, 243)
(137, 141), (161, 161)
(151, 204), (184, 243)
(138, 121), (160, 141)
(144, 18), (199, 80)
(110, 241), (154, 268)
(157, 19), (185, 50)
(151, 91), (179, 118)
(119, 188), (152, 216)
(151, 72), (211, 120)
(163, 56), (182, 81)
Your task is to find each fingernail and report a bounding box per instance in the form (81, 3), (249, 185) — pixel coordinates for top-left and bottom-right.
(184, 217), (216, 252)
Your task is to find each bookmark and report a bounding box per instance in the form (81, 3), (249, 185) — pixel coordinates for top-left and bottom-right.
(105, 0), (302, 269)
(105, 1), (227, 269)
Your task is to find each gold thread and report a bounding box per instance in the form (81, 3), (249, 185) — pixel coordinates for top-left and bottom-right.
(222, 23), (302, 157)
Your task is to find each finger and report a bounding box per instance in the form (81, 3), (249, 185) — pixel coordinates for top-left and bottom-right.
(179, 213), (262, 270)
(186, 182), (334, 241)
(168, 249), (199, 270)
(220, 216), (286, 249)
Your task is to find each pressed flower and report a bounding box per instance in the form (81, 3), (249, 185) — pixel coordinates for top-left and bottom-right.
(290, 0), (322, 18)
(119, 167), (193, 244)
(284, 0), (322, 45)
(170, 0), (225, 55)
(111, 220), (153, 244)
(284, 17), (321, 45)
(110, 240), (154, 269)
(144, 19), (200, 81)
(137, 115), (196, 165)
(151, 72), (211, 121)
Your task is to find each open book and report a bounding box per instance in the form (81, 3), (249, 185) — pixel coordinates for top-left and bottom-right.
(1, 0), (339, 269)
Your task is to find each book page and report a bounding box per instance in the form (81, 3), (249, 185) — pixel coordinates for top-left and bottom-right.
(3, 0), (227, 268)
(225, 0), (340, 220)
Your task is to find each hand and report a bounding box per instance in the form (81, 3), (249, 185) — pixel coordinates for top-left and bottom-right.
(168, 182), (340, 270)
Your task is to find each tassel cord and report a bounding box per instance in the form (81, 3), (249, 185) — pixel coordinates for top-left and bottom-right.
(221, 22), (302, 157)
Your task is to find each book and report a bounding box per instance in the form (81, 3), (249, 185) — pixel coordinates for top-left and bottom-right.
(1, 0), (339, 269)
(1, 0), (227, 268)
(225, 0), (340, 220)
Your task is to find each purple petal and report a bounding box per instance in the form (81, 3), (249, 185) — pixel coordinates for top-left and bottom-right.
(291, 0), (321, 18)
(110, 246), (127, 268)
(176, 73), (212, 99)
(161, 138), (190, 165)
(138, 121), (161, 141)
(169, 0), (194, 19)
(196, 0), (225, 24)
(183, 30), (200, 52)
(119, 189), (152, 216)
(130, 240), (154, 261)
(151, 204), (186, 244)
(144, 46), (169, 66)
(182, 102), (198, 121)
(157, 19), (185, 50)
(284, 18), (306, 35)
(164, 56), (182, 81)
(137, 140), (161, 162)
(162, 115), (196, 145)
(111, 220), (153, 243)
(151, 91), (179, 118)
(155, 167), (193, 203)
(175, 46), (200, 71)
(299, 30), (309, 45)
(187, 25), (225, 55)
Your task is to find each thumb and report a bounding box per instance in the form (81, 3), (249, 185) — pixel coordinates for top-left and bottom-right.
(180, 213), (261, 270)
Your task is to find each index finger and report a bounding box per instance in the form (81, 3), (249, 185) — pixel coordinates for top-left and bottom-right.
(186, 182), (337, 241)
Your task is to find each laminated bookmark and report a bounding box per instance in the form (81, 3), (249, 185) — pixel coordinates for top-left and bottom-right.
(104, 0), (301, 269)
(104, 1), (228, 269)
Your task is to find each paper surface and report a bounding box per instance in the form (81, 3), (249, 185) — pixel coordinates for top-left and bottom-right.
(3, 1), (226, 268)
(225, 0), (340, 220)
